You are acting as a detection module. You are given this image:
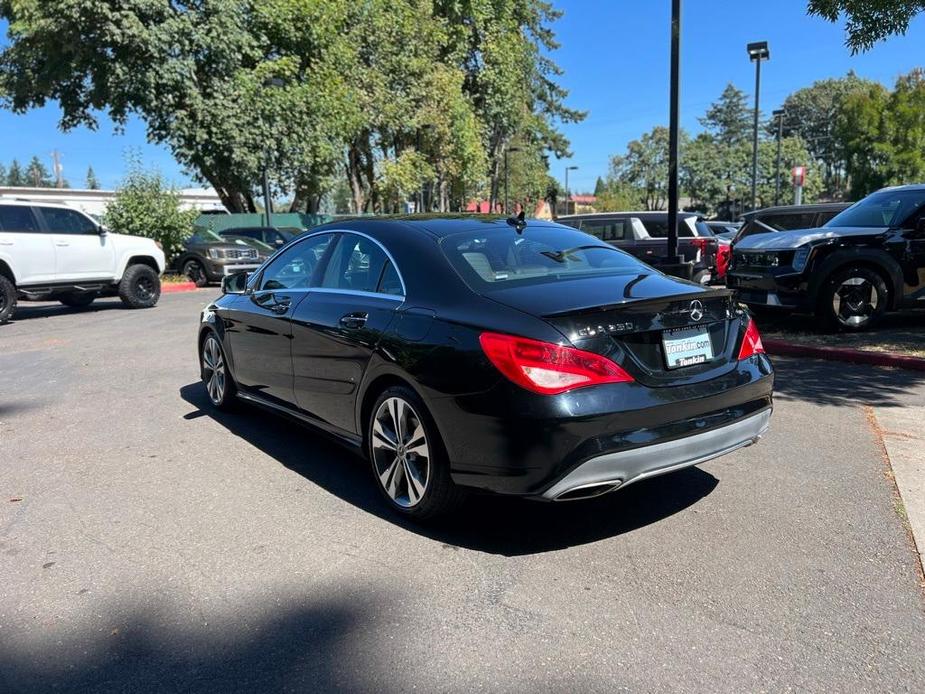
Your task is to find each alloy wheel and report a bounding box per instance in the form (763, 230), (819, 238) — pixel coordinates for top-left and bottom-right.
(185, 261), (204, 285)
(136, 275), (156, 300)
(832, 276), (878, 328)
(371, 397), (430, 508)
(201, 336), (226, 405)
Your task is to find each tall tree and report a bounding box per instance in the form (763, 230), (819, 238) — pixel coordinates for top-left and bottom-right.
(25, 156), (51, 187)
(836, 82), (891, 197)
(85, 166), (100, 190)
(6, 159), (24, 186)
(609, 126), (685, 211)
(593, 176), (606, 196)
(700, 84), (752, 146)
(808, 1), (925, 53)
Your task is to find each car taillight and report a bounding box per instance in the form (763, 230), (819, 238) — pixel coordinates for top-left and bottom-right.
(737, 319), (765, 360)
(716, 245), (731, 279)
(479, 331), (634, 395)
(691, 237), (711, 252)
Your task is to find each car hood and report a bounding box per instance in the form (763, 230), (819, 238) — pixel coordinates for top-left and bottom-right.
(482, 271), (728, 318)
(734, 226), (889, 250)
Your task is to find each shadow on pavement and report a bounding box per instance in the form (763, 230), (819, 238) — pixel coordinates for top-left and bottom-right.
(179, 383), (717, 556)
(0, 595), (370, 693)
(771, 355), (925, 408)
(8, 298), (127, 322)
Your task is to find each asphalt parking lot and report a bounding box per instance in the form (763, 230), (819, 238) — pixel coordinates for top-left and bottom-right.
(2, 291), (924, 692)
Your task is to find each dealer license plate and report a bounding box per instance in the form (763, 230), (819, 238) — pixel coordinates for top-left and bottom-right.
(662, 325), (714, 369)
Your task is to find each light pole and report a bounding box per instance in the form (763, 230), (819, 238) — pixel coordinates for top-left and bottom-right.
(504, 146), (521, 214)
(667, 0), (682, 263)
(564, 165), (578, 215)
(262, 77), (286, 227)
(772, 108), (785, 206)
(747, 41), (769, 212)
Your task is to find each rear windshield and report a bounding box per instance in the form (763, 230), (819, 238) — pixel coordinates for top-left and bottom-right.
(441, 225), (650, 291)
(827, 189), (925, 228)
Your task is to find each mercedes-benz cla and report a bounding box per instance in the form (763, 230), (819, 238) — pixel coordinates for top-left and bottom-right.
(198, 216), (773, 519)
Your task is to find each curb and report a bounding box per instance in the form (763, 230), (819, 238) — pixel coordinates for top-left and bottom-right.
(161, 282), (199, 294)
(764, 338), (925, 372)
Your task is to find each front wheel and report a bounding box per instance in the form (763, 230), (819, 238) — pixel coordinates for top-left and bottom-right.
(368, 386), (465, 520)
(119, 264), (161, 309)
(200, 333), (237, 409)
(817, 265), (889, 331)
(58, 292), (96, 308)
(0, 275), (16, 324)
(183, 259), (209, 288)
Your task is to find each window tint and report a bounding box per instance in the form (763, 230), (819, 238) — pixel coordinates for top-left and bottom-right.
(640, 219), (694, 238)
(828, 189), (925, 228)
(377, 260), (404, 296)
(40, 207), (98, 234)
(759, 212), (818, 231)
(259, 233), (333, 290)
(0, 205), (40, 233)
(442, 227), (648, 291)
(222, 229), (258, 240)
(321, 233), (389, 293)
(576, 219), (627, 241)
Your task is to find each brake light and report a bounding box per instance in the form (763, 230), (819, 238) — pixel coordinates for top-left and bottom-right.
(479, 332), (634, 395)
(691, 237), (711, 252)
(737, 319), (765, 360)
(716, 244), (731, 279)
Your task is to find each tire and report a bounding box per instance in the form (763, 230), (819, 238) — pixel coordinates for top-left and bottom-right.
(0, 275), (16, 324)
(58, 292), (96, 308)
(817, 265), (889, 331)
(368, 385), (466, 520)
(118, 264), (161, 309)
(183, 259), (209, 288)
(200, 332), (237, 410)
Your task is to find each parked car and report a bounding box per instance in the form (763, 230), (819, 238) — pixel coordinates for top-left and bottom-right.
(727, 185), (925, 330)
(0, 200), (165, 323)
(174, 229), (270, 287)
(706, 221), (741, 241)
(558, 211), (723, 284)
(732, 202), (852, 246)
(218, 226), (297, 250)
(197, 216), (774, 519)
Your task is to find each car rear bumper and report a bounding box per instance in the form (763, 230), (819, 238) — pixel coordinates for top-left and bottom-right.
(430, 356), (774, 497)
(541, 408), (770, 500)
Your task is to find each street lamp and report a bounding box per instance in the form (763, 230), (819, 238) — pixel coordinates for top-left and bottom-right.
(504, 146), (521, 214)
(772, 108), (785, 206)
(564, 165), (578, 216)
(262, 77), (286, 227)
(666, 0), (682, 263)
(747, 41), (769, 212)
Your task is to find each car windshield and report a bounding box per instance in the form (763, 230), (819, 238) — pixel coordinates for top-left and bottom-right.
(442, 225), (650, 291)
(188, 229), (223, 244)
(826, 189), (925, 228)
(224, 234), (273, 253)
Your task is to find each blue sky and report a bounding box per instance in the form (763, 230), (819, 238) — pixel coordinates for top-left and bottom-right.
(0, 1), (923, 191)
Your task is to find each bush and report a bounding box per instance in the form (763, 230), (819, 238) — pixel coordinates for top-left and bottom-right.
(103, 162), (199, 258)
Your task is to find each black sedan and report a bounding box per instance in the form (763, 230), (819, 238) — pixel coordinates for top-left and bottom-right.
(198, 216), (774, 519)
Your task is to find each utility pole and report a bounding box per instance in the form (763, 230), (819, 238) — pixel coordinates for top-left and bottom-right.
(50, 150), (63, 189)
(747, 41), (770, 211)
(666, 0), (682, 262)
(772, 109), (785, 206)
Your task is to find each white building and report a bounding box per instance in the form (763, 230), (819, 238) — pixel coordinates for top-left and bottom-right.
(0, 186), (225, 217)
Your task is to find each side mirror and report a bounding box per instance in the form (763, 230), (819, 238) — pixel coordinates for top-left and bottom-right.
(98, 224), (108, 236)
(221, 271), (250, 295)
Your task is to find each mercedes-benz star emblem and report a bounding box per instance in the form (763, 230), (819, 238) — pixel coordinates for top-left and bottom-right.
(689, 300), (704, 322)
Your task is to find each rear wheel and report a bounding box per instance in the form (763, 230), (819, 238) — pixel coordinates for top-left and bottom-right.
(368, 386), (465, 520)
(119, 264), (161, 309)
(58, 292), (96, 308)
(0, 275), (16, 324)
(818, 265), (889, 331)
(183, 259), (209, 287)
(200, 333), (237, 409)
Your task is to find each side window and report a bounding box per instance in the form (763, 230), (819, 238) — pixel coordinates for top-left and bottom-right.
(377, 260), (404, 296)
(40, 207), (98, 235)
(0, 205), (41, 233)
(580, 220), (627, 241)
(259, 233), (333, 291)
(761, 212), (817, 231)
(642, 220), (694, 238)
(321, 233), (389, 293)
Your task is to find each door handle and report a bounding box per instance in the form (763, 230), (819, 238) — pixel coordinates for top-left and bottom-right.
(55, 242), (70, 247)
(270, 300), (291, 315)
(339, 312), (368, 329)
(0, 241), (13, 246)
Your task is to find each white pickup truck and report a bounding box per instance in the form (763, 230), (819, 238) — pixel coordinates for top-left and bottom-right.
(0, 199), (166, 323)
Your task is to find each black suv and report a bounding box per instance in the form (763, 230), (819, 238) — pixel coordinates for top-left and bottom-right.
(558, 212), (721, 284)
(218, 226), (298, 250)
(727, 185), (925, 330)
(732, 202), (852, 246)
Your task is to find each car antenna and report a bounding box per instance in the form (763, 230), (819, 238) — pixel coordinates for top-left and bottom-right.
(506, 210), (527, 234)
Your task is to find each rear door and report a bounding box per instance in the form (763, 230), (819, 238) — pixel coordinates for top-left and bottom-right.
(290, 232), (404, 433)
(0, 204), (55, 285)
(36, 206), (115, 280)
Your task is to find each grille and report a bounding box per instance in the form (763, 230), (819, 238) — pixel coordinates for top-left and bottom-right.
(734, 251), (791, 268)
(225, 248), (258, 260)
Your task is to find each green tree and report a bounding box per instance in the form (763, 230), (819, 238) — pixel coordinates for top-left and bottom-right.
(593, 176), (606, 196)
(609, 126), (687, 210)
(700, 83), (752, 146)
(25, 156), (51, 187)
(103, 159), (199, 258)
(85, 166), (100, 190)
(884, 69), (925, 184)
(808, 1), (925, 53)
(6, 159), (24, 186)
